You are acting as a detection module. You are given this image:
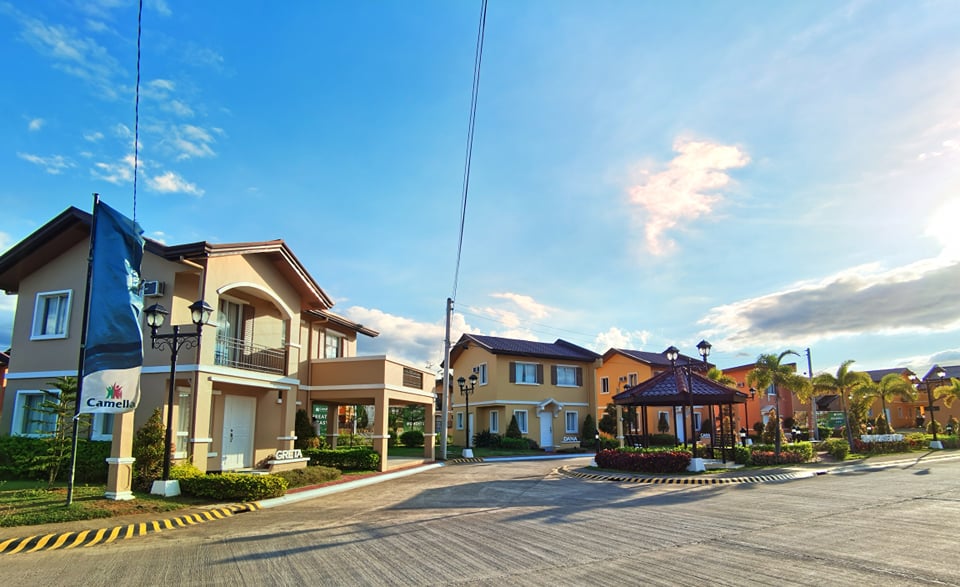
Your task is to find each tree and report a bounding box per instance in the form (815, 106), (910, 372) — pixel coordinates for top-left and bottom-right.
(811, 359), (871, 447)
(747, 351), (811, 457)
(506, 414), (523, 439)
(657, 411), (670, 434)
(132, 408), (166, 492)
(598, 404), (618, 436)
(706, 367), (737, 387)
(33, 376), (84, 486)
(933, 377), (960, 409)
(582, 414), (599, 449)
(857, 373), (917, 433)
(295, 408), (320, 449)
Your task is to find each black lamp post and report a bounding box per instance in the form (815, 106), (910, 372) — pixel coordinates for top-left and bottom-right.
(697, 340), (711, 455)
(457, 373), (478, 451)
(144, 300), (213, 487)
(923, 369), (947, 446)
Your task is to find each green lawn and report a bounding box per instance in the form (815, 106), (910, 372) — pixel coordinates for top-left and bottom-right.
(0, 481), (208, 528)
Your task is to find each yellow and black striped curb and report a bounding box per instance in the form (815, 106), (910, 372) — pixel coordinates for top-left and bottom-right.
(444, 457), (485, 464)
(0, 502), (261, 555)
(558, 466), (819, 485)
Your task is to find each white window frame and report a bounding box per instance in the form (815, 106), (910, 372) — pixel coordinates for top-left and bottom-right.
(565, 410), (578, 434)
(513, 410), (528, 434)
(490, 410), (499, 434)
(693, 412), (703, 432)
(91, 413), (114, 441)
(456, 412), (464, 430)
(12, 389), (60, 437)
(515, 362), (539, 385)
(477, 363), (488, 385)
(325, 331), (344, 359)
(601, 377), (610, 394)
(556, 365), (578, 387)
(175, 390), (192, 458)
(628, 372), (639, 387)
(31, 290), (72, 340)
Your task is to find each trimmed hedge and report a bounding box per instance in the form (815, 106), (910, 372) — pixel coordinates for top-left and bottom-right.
(750, 442), (814, 462)
(400, 430), (424, 448)
(648, 434), (678, 447)
(304, 447), (381, 470)
(179, 472), (287, 500)
(749, 451), (808, 466)
(274, 466), (341, 489)
(0, 436), (109, 482)
(596, 449), (692, 474)
(820, 438), (849, 461)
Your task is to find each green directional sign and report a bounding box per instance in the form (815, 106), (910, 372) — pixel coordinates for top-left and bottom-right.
(312, 403), (329, 431)
(817, 412), (846, 428)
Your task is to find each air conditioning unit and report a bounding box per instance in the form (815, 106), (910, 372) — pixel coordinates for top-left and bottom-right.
(142, 280), (165, 297)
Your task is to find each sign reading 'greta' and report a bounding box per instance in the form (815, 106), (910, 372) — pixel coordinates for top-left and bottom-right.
(274, 449), (304, 461)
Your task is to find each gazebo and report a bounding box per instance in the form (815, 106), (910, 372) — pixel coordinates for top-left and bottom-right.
(613, 366), (749, 463)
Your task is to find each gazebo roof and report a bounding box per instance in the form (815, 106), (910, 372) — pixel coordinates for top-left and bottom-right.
(613, 369), (749, 407)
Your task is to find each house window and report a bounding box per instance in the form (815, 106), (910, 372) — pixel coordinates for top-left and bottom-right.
(325, 332), (344, 358)
(456, 412), (464, 430)
(31, 290), (72, 340)
(175, 390), (192, 458)
(601, 377), (609, 394)
(403, 368), (423, 389)
(628, 372), (638, 386)
(657, 410), (671, 433)
(12, 390), (59, 437)
(693, 412), (703, 433)
(91, 413), (114, 441)
(490, 410), (499, 433)
(565, 411), (578, 434)
(512, 362), (541, 385)
(477, 363), (488, 385)
(553, 365), (581, 387)
(513, 410), (528, 434)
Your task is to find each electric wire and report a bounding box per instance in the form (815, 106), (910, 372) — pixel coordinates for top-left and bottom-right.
(451, 0), (488, 301)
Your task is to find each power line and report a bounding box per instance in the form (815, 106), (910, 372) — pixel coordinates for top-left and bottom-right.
(451, 0), (488, 301)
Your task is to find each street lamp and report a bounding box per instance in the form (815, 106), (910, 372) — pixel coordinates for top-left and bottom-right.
(696, 340), (712, 454)
(927, 369), (946, 449)
(664, 345), (701, 459)
(457, 372), (478, 457)
(144, 299), (213, 495)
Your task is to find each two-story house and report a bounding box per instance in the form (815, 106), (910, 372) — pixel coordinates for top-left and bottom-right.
(0, 206), (435, 498)
(448, 334), (601, 450)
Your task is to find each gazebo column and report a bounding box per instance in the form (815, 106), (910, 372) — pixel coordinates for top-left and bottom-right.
(616, 405), (624, 448)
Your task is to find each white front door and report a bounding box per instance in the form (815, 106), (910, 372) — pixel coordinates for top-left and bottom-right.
(222, 395), (256, 470)
(539, 412), (553, 448)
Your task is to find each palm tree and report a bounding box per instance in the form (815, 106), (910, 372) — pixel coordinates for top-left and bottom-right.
(746, 351), (811, 456)
(933, 377), (960, 409)
(858, 373), (917, 433)
(706, 367), (737, 387)
(811, 359), (871, 446)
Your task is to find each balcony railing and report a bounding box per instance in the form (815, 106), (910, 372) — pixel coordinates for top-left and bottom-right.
(214, 334), (286, 375)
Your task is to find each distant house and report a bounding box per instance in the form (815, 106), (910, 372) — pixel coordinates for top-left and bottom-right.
(0, 206), (434, 487)
(862, 368), (921, 430)
(448, 334), (601, 450)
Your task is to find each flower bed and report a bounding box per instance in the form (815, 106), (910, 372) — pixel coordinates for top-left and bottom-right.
(595, 449), (691, 474)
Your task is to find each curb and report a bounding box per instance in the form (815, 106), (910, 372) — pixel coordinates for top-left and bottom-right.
(0, 503), (260, 555)
(558, 466), (822, 485)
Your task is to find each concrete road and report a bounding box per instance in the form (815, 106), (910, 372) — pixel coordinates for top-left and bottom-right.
(4, 455), (960, 586)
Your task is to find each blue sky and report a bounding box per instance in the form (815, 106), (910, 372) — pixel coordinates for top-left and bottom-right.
(2, 1), (959, 379)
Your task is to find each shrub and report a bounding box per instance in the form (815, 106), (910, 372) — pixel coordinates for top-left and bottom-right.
(947, 417), (959, 435)
(499, 437), (529, 451)
(821, 438), (849, 461)
(904, 432), (927, 448)
(505, 415), (523, 439)
(337, 433), (369, 448)
(648, 433), (677, 447)
(170, 461), (204, 480)
(874, 414), (892, 434)
(304, 447), (380, 470)
(400, 430), (425, 447)
(817, 425), (832, 441)
(581, 414), (598, 448)
(753, 421), (765, 437)
(132, 408), (167, 492)
(657, 412), (670, 434)
(473, 429), (501, 448)
(595, 449), (691, 474)
(274, 466), (340, 489)
(294, 409), (320, 450)
(733, 445), (751, 465)
(927, 420), (944, 434)
(599, 436), (619, 450)
(852, 439), (911, 455)
(179, 473), (287, 500)
(71, 440), (111, 483)
(750, 451), (807, 466)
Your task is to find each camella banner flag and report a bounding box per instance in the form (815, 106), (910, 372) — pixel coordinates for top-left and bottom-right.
(80, 201), (145, 414)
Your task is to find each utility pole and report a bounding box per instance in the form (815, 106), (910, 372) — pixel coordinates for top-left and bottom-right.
(440, 298), (453, 460)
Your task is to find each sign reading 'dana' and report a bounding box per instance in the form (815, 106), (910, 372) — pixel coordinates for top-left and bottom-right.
(860, 434), (904, 443)
(562, 436), (579, 443)
(274, 449), (304, 461)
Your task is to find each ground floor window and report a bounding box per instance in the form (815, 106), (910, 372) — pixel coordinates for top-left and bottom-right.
(565, 410), (578, 433)
(12, 390), (59, 437)
(456, 412), (464, 430)
(513, 410), (528, 434)
(490, 410), (499, 433)
(91, 413), (114, 441)
(175, 389), (192, 458)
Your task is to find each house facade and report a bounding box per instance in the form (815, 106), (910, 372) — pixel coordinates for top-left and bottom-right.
(0, 207), (435, 496)
(448, 334), (601, 450)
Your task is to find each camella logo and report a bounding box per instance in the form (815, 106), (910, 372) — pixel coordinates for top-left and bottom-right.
(106, 383), (123, 400)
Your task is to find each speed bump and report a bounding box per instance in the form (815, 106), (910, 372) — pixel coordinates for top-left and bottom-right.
(559, 466), (815, 485)
(0, 502), (261, 555)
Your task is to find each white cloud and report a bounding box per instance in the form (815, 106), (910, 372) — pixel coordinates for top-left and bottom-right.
(148, 231), (168, 245)
(0, 231), (12, 253)
(592, 327), (651, 353)
(166, 124), (220, 160)
(165, 100), (194, 117)
(489, 292), (551, 319)
(148, 171), (204, 196)
(627, 137), (750, 255)
(341, 306), (476, 368)
(700, 253), (960, 350)
(18, 152), (74, 174)
(84, 130), (104, 142)
(28, 117), (44, 131)
(92, 154), (135, 184)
